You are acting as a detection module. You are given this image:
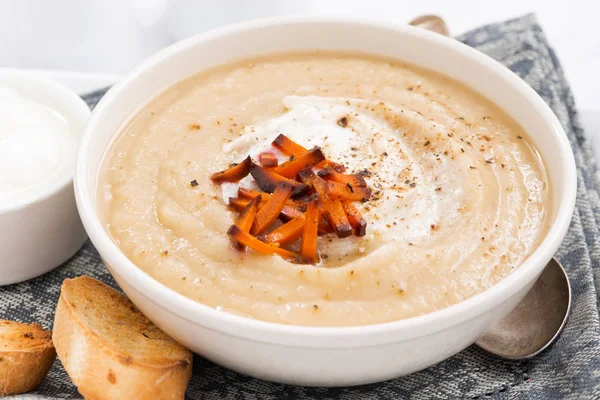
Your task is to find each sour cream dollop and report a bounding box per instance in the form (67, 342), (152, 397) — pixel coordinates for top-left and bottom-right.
(0, 88), (77, 208)
(222, 95), (461, 245)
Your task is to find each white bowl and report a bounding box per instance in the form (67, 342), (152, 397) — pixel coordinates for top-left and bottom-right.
(0, 71), (90, 285)
(75, 17), (576, 386)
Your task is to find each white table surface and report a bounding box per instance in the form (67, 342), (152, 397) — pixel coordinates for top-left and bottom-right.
(2, 0), (598, 155)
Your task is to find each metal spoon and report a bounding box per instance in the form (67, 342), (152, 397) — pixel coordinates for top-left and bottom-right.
(408, 15), (572, 359)
(409, 15), (451, 36)
(475, 258), (571, 359)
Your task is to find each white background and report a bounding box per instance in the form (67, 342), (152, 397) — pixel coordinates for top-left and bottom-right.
(2, 0), (598, 150)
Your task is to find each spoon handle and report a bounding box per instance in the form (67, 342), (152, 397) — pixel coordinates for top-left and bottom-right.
(409, 15), (451, 37)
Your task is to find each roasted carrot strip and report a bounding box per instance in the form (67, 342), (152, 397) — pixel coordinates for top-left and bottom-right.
(250, 163), (308, 198)
(235, 195), (261, 232)
(227, 225), (296, 259)
(315, 160), (347, 173)
(259, 152), (279, 167)
(318, 216), (334, 235)
(231, 196), (302, 220)
(300, 198), (320, 264)
(342, 201), (367, 237)
(238, 187), (304, 208)
(298, 194), (332, 234)
(323, 198), (352, 238)
(272, 134), (345, 172)
(280, 206), (304, 220)
(237, 187), (305, 219)
(238, 187), (261, 199)
(251, 182), (294, 235)
(229, 197), (265, 212)
(231, 195), (262, 250)
(259, 213), (306, 245)
(269, 147), (326, 178)
(210, 156), (252, 182)
(290, 194), (331, 234)
(325, 180), (372, 202)
(272, 134), (307, 156)
(317, 168), (367, 187)
(229, 197), (250, 212)
(298, 168), (352, 238)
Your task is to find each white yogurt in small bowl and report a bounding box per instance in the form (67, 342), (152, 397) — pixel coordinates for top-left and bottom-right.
(0, 71), (90, 285)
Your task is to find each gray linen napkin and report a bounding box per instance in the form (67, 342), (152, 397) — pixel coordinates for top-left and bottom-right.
(3, 14), (599, 399)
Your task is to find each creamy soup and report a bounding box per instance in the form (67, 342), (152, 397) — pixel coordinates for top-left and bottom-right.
(99, 53), (551, 326)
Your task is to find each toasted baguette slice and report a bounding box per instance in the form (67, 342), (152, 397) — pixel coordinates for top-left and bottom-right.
(0, 320), (56, 395)
(53, 276), (192, 400)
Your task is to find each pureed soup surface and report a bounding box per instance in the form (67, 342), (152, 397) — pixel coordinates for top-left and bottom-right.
(99, 52), (551, 326)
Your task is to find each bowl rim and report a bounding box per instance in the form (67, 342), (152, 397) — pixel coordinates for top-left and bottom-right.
(75, 15), (577, 346)
(0, 70), (91, 214)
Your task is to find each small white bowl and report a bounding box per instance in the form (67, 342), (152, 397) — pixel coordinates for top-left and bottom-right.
(75, 18), (577, 386)
(0, 71), (90, 285)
